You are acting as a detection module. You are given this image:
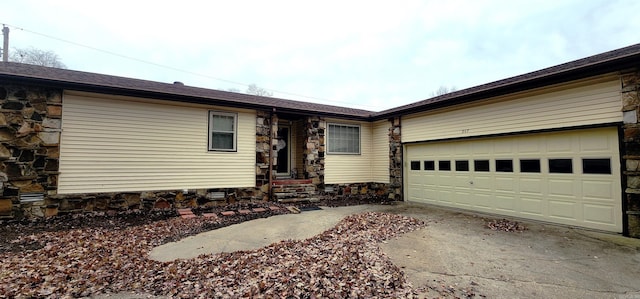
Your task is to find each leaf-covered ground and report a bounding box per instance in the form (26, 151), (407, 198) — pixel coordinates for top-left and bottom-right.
(0, 208), (425, 298)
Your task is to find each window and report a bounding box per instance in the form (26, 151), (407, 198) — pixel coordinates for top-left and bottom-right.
(520, 159), (541, 173)
(439, 160), (451, 171)
(583, 158), (611, 174)
(208, 111), (237, 151)
(455, 160), (469, 171)
(328, 124), (360, 154)
(549, 159), (572, 173)
(410, 161), (421, 170)
(424, 160), (435, 170)
(496, 159), (513, 172)
(474, 160), (490, 172)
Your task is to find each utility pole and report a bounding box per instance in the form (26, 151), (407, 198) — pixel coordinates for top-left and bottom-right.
(2, 25), (9, 62)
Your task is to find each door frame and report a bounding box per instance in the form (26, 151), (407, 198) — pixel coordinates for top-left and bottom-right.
(276, 124), (291, 178)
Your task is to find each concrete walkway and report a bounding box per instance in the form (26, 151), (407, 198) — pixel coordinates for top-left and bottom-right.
(144, 202), (640, 298)
(148, 205), (387, 262)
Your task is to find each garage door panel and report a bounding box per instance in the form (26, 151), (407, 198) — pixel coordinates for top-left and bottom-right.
(454, 192), (472, 206)
(582, 180), (613, 201)
(546, 134), (576, 153)
(549, 200), (578, 220)
(520, 197), (544, 216)
(472, 176), (492, 191)
(423, 174), (437, 187)
(406, 127), (622, 232)
(548, 179), (576, 197)
(472, 141), (492, 155)
(495, 195), (517, 212)
(579, 133), (614, 152)
(474, 193), (493, 208)
(454, 176), (472, 188)
(494, 140), (513, 154)
(583, 204), (616, 225)
(438, 190), (454, 204)
(518, 139), (541, 154)
(495, 177), (516, 192)
(519, 178), (543, 194)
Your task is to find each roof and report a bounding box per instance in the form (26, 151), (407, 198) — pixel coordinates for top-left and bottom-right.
(0, 62), (374, 119)
(374, 42), (640, 119)
(1, 42), (640, 120)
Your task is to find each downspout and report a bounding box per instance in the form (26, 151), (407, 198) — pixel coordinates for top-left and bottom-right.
(268, 108), (275, 201)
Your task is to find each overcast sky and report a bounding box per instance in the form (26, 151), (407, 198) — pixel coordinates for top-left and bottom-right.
(2, 0), (639, 111)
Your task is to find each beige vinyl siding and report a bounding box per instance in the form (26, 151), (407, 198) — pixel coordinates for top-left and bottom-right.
(372, 120), (390, 183)
(325, 119), (374, 184)
(402, 75), (622, 143)
(58, 92), (255, 194)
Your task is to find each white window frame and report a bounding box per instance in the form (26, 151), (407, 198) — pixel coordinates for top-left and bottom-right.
(208, 111), (237, 152)
(327, 123), (361, 155)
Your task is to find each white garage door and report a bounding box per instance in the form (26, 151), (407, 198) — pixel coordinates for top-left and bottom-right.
(406, 127), (622, 232)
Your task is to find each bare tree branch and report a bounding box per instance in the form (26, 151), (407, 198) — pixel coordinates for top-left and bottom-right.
(10, 47), (67, 68)
(430, 86), (457, 97)
(228, 84), (273, 97)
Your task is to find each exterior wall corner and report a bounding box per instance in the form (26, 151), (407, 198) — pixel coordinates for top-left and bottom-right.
(389, 116), (403, 201)
(0, 84), (62, 219)
(620, 69), (640, 238)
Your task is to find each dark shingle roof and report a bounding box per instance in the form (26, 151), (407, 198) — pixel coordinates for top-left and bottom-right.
(0, 62), (374, 119)
(2, 42), (640, 120)
(373, 42), (640, 118)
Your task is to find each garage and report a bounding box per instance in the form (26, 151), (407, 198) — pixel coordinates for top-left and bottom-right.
(406, 127), (622, 232)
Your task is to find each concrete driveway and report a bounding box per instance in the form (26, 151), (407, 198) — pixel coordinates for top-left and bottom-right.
(376, 203), (640, 298)
(147, 202), (640, 298)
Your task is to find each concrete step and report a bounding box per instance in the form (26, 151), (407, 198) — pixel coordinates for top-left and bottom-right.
(277, 197), (320, 203)
(272, 179), (313, 185)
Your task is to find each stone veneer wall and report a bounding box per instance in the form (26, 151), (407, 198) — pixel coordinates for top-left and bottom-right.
(46, 187), (264, 216)
(621, 71), (640, 238)
(388, 117), (403, 200)
(303, 116), (325, 186)
(321, 183), (389, 201)
(255, 110), (272, 197)
(0, 84), (62, 218)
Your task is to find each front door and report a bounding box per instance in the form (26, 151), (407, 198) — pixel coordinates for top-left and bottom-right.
(276, 126), (290, 177)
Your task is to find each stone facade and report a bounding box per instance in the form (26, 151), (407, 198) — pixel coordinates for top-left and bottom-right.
(255, 110), (272, 198)
(303, 116), (325, 186)
(621, 71), (640, 238)
(388, 117), (402, 200)
(0, 84), (61, 219)
(321, 182), (389, 201)
(45, 187), (264, 215)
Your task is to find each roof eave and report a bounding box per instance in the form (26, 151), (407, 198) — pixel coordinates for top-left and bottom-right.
(372, 52), (640, 120)
(0, 74), (372, 120)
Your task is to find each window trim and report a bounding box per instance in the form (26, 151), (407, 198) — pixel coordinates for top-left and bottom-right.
(208, 111), (238, 152)
(327, 123), (361, 155)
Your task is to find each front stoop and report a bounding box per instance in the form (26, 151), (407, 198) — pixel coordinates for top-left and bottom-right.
(272, 179), (319, 203)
